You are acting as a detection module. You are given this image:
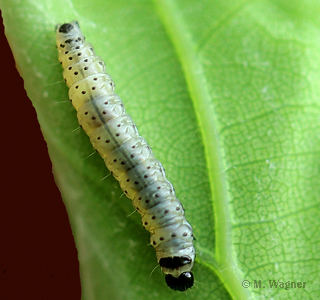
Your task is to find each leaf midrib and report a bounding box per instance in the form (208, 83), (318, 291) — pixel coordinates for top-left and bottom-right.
(155, 0), (253, 299)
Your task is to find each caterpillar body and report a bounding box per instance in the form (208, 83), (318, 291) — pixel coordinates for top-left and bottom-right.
(55, 21), (195, 291)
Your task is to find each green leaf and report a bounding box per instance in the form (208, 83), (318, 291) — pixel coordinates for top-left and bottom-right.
(2, 0), (320, 299)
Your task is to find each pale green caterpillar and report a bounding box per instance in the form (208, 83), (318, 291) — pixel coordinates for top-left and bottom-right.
(55, 21), (195, 291)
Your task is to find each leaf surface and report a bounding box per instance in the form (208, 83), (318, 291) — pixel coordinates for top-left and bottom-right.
(2, 0), (320, 299)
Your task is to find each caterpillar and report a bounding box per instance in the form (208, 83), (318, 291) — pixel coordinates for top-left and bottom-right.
(55, 21), (195, 291)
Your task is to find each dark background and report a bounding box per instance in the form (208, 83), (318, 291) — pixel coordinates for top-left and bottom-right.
(0, 14), (81, 299)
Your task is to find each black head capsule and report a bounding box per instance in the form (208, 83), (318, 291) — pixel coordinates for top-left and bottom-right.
(159, 256), (194, 291)
(165, 272), (194, 291)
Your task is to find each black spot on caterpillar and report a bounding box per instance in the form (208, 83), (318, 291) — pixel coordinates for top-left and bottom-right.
(55, 21), (195, 292)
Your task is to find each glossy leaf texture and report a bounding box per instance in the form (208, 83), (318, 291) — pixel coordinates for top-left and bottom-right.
(2, 0), (320, 299)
